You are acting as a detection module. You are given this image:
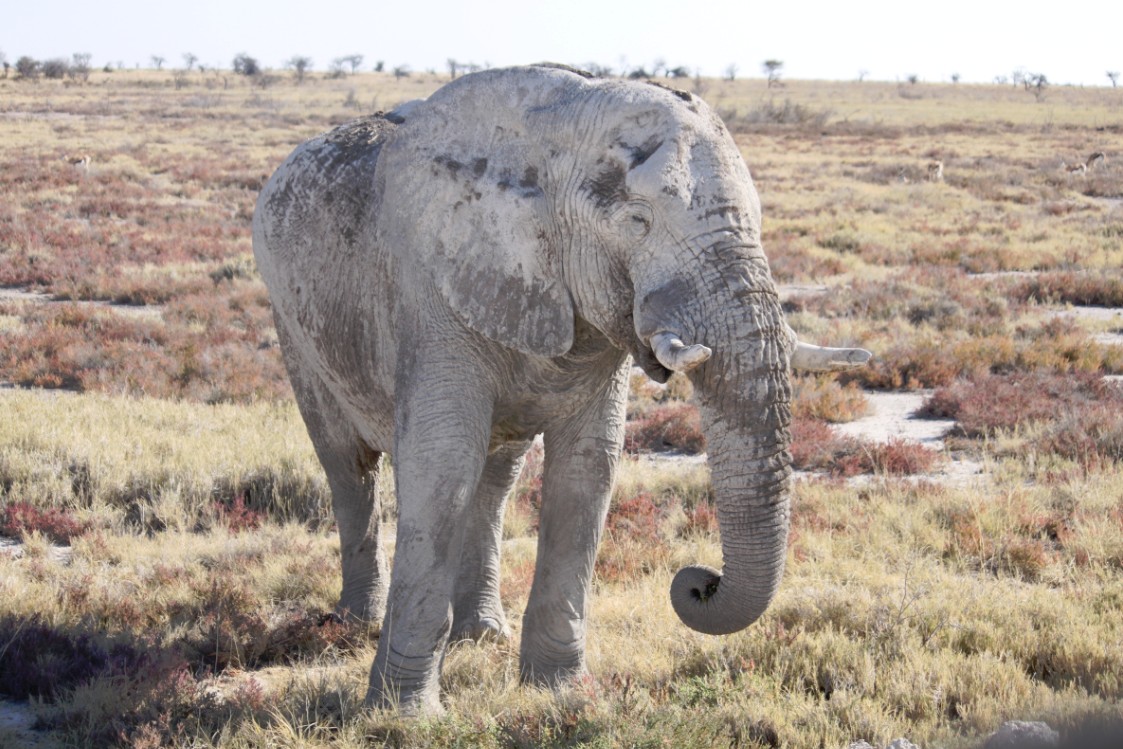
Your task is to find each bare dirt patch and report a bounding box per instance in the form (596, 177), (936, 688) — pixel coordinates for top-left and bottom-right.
(0, 538), (73, 564)
(0, 698), (54, 748)
(833, 391), (952, 447)
(0, 286), (163, 322)
(1043, 305), (1123, 347)
(831, 390), (986, 485)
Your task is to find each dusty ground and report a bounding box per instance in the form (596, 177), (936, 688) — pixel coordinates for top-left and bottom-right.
(0, 698), (55, 749)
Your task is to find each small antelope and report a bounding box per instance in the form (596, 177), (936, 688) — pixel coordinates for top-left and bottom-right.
(1064, 152), (1106, 177)
(63, 154), (91, 172)
(926, 160), (943, 183)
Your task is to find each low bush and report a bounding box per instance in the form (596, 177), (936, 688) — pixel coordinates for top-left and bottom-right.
(0, 501), (89, 544)
(790, 417), (940, 476)
(922, 371), (1123, 437)
(624, 402), (705, 454)
(597, 491), (673, 583)
(1009, 271), (1123, 307)
(791, 374), (870, 422)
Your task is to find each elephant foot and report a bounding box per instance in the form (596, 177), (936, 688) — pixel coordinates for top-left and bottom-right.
(364, 683), (444, 716)
(519, 612), (587, 686)
(519, 658), (586, 688)
(335, 586), (387, 626)
(366, 662), (444, 716)
(450, 615), (510, 644)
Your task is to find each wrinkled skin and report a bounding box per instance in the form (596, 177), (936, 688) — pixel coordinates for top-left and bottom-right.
(253, 65), (863, 714)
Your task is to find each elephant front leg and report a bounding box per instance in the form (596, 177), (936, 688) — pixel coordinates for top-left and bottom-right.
(282, 354), (389, 623)
(519, 365), (629, 686)
(452, 440), (532, 643)
(366, 390), (492, 714)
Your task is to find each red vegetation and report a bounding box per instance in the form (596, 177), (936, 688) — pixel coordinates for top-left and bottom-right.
(1008, 271), (1123, 308)
(0, 501), (89, 544)
(923, 372), (1123, 457)
(214, 495), (265, 533)
(790, 417), (940, 477)
(625, 402), (705, 454)
(597, 491), (673, 582)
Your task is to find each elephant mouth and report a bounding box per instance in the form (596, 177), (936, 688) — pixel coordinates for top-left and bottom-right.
(634, 344), (672, 383)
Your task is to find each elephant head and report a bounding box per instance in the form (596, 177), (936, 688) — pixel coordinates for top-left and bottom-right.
(374, 65), (861, 636)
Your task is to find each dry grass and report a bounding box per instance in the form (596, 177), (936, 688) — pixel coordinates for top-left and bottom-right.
(3, 394), (1122, 747)
(2, 70), (1123, 748)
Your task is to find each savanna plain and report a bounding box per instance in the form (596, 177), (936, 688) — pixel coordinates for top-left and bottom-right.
(1, 68), (1123, 749)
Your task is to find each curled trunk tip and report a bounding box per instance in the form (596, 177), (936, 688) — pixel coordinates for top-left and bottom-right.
(670, 564), (772, 636)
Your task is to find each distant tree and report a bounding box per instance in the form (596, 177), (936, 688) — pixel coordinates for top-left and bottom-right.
(1027, 72), (1048, 101)
(584, 62), (613, 77)
(1108, 71), (1120, 88)
(447, 58), (460, 80)
(69, 52), (92, 82)
(857, 69), (869, 82)
(763, 59), (783, 87)
(994, 74), (1009, 85)
(652, 58), (667, 77)
(233, 53), (259, 76)
(285, 55), (313, 83)
(906, 73), (919, 85)
(373, 60), (385, 73)
(0, 50), (7, 79)
(667, 65), (691, 78)
(42, 58), (69, 79)
(339, 54), (363, 74)
(951, 72), (961, 84)
(182, 52), (198, 71)
(392, 65), (410, 79)
(1012, 68), (1027, 88)
(150, 55), (165, 70)
(723, 63), (738, 81)
(15, 56), (39, 80)
(627, 67), (651, 79)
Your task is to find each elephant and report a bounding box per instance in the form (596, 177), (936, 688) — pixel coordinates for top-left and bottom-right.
(252, 64), (869, 713)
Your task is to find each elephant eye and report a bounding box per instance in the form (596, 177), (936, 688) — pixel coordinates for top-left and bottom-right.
(626, 211), (652, 240)
(610, 201), (654, 241)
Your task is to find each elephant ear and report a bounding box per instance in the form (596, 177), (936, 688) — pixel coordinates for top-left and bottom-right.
(375, 122), (574, 358)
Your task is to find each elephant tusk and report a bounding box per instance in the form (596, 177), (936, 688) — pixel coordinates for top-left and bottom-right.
(790, 341), (872, 372)
(650, 331), (713, 372)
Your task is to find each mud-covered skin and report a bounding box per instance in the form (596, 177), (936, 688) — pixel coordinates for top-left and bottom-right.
(253, 65), (796, 714)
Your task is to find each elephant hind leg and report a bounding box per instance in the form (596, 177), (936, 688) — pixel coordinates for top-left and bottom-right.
(328, 441), (389, 623)
(285, 363), (389, 624)
(451, 440), (532, 643)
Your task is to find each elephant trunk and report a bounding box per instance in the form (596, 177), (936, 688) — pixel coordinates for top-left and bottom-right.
(663, 295), (793, 635)
(670, 411), (791, 634)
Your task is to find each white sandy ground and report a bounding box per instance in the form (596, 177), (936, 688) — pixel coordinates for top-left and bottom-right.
(0, 698), (53, 749)
(0, 287), (164, 322)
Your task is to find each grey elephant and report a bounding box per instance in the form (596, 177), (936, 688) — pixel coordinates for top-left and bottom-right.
(253, 64), (868, 713)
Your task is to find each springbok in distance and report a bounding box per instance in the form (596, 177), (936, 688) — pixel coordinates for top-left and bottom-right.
(926, 160), (944, 182)
(1064, 151), (1106, 177)
(62, 154), (91, 172)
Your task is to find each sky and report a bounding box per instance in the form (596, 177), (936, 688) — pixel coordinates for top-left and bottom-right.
(4, 0), (1121, 87)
